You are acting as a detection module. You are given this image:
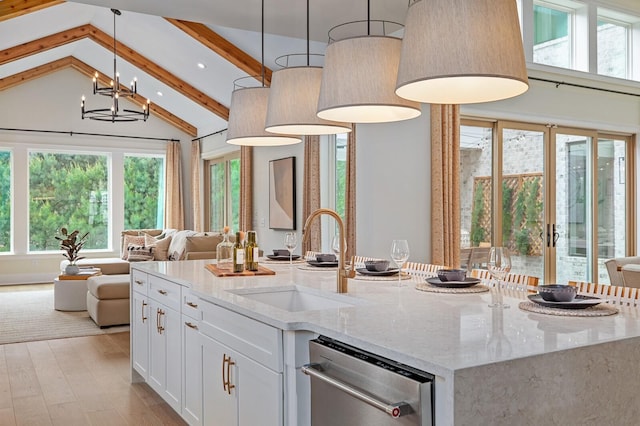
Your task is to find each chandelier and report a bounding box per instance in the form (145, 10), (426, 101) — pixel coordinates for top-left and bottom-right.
(80, 8), (150, 122)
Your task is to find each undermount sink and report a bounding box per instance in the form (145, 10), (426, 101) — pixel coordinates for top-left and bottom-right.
(228, 285), (362, 312)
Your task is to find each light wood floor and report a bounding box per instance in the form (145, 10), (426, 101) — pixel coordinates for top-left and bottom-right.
(0, 332), (186, 425)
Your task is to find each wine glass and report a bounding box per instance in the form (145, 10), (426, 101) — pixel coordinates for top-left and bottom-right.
(284, 232), (297, 266)
(331, 235), (345, 259)
(390, 240), (410, 287)
(487, 247), (511, 308)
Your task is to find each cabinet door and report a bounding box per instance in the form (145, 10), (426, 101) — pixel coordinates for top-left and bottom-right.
(182, 315), (202, 426)
(164, 305), (182, 411)
(148, 299), (166, 395)
(236, 351), (283, 426)
(148, 299), (182, 413)
(202, 334), (237, 426)
(131, 291), (149, 379)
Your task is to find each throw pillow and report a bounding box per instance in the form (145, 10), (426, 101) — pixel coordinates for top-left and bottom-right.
(144, 233), (173, 261)
(127, 245), (154, 262)
(121, 235), (146, 260)
(184, 234), (224, 255)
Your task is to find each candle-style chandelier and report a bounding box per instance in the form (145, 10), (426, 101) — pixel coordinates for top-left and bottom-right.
(81, 8), (150, 122)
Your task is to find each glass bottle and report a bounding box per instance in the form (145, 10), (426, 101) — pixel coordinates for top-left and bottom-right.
(233, 231), (245, 273)
(216, 227), (234, 270)
(245, 230), (259, 271)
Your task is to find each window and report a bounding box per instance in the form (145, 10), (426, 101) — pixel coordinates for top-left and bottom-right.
(124, 155), (165, 230)
(205, 153), (240, 233)
(533, 2), (573, 68)
(597, 12), (630, 79)
(0, 150), (10, 253)
(28, 151), (109, 251)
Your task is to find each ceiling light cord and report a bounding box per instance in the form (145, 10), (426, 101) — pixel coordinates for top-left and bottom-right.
(367, 0), (370, 36)
(306, 0), (310, 67)
(261, 0), (265, 87)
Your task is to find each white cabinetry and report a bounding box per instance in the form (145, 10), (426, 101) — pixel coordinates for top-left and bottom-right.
(147, 275), (182, 413)
(182, 289), (202, 426)
(200, 301), (283, 426)
(131, 270), (149, 380)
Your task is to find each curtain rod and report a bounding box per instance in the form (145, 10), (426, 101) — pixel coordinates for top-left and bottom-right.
(0, 127), (180, 142)
(191, 128), (227, 142)
(528, 76), (640, 98)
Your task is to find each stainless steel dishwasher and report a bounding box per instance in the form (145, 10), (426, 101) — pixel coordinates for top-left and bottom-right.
(302, 336), (434, 426)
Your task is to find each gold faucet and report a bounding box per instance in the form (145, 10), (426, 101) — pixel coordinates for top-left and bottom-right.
(302, 208), (355, 293)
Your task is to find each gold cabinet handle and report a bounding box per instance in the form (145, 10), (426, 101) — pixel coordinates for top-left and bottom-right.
(185, 321), (198, 330)
(156, 308), (160, 333)
(141, 301), (147, 323)
(222, 354), (228, 392)
(223, 354), (235, 395)
(135, 279), (144, 285)
(186, 301), (198, 308)
(158, 289), (168, 295)
(156, 308), (165, 334)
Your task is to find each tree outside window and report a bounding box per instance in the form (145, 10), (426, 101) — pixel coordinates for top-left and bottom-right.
(28, 152), (109, 251)
(124, 155), (165, 230)
(0, 151), (10, 252)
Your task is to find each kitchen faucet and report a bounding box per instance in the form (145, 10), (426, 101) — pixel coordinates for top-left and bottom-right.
(302, 208), (355, 293)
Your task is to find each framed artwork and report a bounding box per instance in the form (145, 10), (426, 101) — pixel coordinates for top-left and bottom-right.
(269, 156), (296, 230)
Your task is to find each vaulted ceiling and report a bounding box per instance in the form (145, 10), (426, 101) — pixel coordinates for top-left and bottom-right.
(0, 0), (410, 138)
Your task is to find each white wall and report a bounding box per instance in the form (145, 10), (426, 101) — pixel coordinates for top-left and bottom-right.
(356, 116), (431, 263)
(0, 68), (193, 284)
(252, 143), (305, 253)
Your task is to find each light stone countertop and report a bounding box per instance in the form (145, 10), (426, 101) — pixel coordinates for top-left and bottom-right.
(132, 259), (640, 380)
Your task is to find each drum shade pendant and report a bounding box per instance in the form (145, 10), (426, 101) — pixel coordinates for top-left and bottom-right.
(316, 1), (421, 124)
(226, 0), (301, 146)
(227, 86), (301, 146)
(265, 0), (352, 135)
(395, 0), (529, 104)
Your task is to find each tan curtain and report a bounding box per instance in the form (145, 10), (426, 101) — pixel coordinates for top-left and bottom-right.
(430, 104), (461, 267)
(240, 146), (253, 232)
(345, 127), (356, 260)
(191, 140), (202, 232)
(302, 135), (321, 252)
(165, 141), (185, 230)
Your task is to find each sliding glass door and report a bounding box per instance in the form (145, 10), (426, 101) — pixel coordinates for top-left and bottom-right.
(461, 119), (633, 284)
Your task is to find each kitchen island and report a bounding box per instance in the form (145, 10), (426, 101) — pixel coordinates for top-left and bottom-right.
(131, 260), (640, 425)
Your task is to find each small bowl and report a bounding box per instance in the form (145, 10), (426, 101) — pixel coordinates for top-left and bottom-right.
(538, 284), (577, 302)
(437, 269), (467, 282)
(364, 260), (390, 272)
(273, 249), (290, 256)
(316, 253), (336, 263)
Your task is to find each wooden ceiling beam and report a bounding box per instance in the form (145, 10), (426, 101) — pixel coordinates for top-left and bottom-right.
(0, 24), (92, 66)
(0, 24), (229, 121)
(0, 0), (63, 22)
(0, 56), (71, 90)
(166, 18), (272, 86)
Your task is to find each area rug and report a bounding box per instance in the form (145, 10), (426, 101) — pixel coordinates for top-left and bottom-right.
(0, 286), (129, 345)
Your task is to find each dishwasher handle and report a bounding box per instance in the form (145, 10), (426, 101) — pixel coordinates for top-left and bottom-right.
(302, 363), (413, 419)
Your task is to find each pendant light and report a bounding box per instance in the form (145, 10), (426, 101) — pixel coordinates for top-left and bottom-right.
(226, 0), (301, 146)
(316, 1), (421, 124)
(395, 0), (529, 104)
(264, 0), (352, 135)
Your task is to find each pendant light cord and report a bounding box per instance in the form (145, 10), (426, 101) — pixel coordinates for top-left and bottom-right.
(306, 0), (309, 66)
(367, 0), (370, 36)
(112, 10), (117, 82)
(261, 0), (265, 87)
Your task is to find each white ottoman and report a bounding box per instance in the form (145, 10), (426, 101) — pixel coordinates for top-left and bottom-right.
(86, 274), (130, 327)
(54, 278), (88, 311)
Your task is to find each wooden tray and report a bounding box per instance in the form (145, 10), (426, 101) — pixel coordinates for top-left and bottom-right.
(205, 264), (276, 277)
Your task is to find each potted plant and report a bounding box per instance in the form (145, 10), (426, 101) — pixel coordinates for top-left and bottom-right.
(56, 228), (89, 275)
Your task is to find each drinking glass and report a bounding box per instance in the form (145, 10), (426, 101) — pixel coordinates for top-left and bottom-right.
(331, 235), (345, 259)
(284, 232), (297, 266)
(487, 247), (511, 308)
(390, 240), (410, 287)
